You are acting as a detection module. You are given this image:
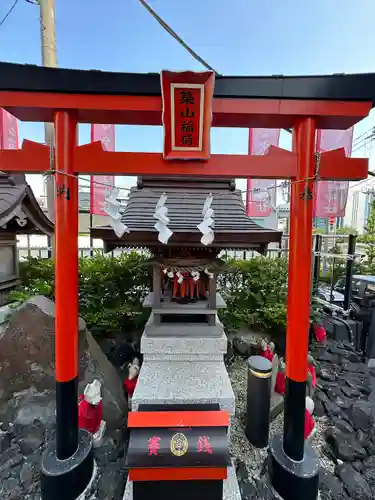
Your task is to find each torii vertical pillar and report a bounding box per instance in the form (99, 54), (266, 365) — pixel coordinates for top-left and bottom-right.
(41, 112), (94, 500)
(270, 118), (320, 500)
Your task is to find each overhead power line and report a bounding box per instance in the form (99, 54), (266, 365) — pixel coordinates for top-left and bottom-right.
(0, 0), (20, 28)
(352, 128), (375, 152)
(136, 0), (220, 75)
(352, 127), (375, 146)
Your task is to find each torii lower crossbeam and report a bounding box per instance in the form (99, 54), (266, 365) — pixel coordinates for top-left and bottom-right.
(0, 65), (372, 500)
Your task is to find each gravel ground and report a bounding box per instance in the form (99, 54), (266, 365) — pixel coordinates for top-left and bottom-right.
(227, 357), (335, 478)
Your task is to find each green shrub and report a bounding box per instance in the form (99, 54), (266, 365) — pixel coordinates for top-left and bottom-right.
(11, 252), (150, 338)
(218, 257), (289, 334)
(12, 253), (321, 339)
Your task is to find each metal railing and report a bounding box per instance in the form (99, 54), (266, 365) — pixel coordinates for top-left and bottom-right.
(16, 246), (142, 260)
(17, 245), (288, 261)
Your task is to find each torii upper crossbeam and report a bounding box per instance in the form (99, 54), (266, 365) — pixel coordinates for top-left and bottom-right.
(0, 62), (373, 500)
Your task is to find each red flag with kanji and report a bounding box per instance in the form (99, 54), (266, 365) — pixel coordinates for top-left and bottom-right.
(314, 128), (353, 218)
(246, 128), (280, 217)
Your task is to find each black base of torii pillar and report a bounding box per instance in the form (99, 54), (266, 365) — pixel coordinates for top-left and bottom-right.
(41, 429), (94, 500)
(269, 118), (319, 500)
(270, 435), (319, 500)
(40, 112), (95, 500)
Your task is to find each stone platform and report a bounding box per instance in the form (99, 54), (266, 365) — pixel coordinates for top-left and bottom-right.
(123, 464), (241, 500)
(143, 312), (225, 337)
(141, 330), (227, 361)
(131, 359), (235, 414)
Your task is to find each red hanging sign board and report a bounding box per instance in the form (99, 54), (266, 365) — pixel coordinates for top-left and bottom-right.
(161, 70), (215, 160)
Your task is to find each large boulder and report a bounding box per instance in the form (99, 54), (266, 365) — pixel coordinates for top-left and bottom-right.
(0, 296), (127, 429)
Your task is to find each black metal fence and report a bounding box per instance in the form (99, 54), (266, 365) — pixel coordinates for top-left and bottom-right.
(17, 246), (287, 261)
(17, 234), (346, 261)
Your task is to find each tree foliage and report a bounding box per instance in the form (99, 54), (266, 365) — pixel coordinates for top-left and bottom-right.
(12, 252), (150, 338)
(358, 200), (375, 265)
(218, 257), (289, 334)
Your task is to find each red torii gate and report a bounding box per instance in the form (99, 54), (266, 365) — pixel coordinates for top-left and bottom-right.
(0, 62), (372, 500)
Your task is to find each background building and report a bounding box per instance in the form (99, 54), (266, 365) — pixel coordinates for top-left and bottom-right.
(344, 184), (375, 232)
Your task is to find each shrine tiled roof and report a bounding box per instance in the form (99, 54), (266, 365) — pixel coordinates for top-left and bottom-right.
(0, 173), (53, 235)
(91, 177), (281, 251)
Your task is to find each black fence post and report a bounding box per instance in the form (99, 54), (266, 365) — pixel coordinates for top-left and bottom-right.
(343, 234), (356, 311)
(312, 234), (322, 296)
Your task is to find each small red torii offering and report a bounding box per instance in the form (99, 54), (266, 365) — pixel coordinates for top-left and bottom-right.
(0, 62), (372, 500)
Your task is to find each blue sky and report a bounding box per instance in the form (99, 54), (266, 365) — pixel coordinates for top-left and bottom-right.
(1, 0), (375, 197)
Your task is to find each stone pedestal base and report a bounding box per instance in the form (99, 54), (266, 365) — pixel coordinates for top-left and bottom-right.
(131, 359), (235, 414)
(270, 434), (319, 500)
(41, 429), (94, 500)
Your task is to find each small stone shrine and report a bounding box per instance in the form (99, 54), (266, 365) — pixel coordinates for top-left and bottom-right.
(0, 172), (53, 306)
(92, 176), (281, 499)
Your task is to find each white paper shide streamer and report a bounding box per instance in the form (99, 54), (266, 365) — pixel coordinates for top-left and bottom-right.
(197, 193), (215, 246)
(103, 188), (130, 238)
(176, 271), (183, 284)
(191, 270), (200, 282)
(204, 267), (214, 279)
(153, 193), (173, 244)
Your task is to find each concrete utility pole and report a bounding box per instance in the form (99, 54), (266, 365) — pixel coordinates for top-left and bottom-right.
(39, 0), (57, 254)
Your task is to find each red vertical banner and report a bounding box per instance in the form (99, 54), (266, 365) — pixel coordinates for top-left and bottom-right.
(246, 128), (280, 217)
(90, 124), (115, 215)
(314, 128), (354, 218)
(0, 108), (19, 149)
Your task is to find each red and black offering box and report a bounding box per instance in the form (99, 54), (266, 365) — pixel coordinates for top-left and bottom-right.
(126, 408), (230, 500)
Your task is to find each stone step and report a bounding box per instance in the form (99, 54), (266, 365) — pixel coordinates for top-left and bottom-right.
(122, 464), (241, 500)
(132, 360), (235, 415)
(144, 314), (224, 337)
(141, 331), (228, 356)
(143, 353), (225, 362)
